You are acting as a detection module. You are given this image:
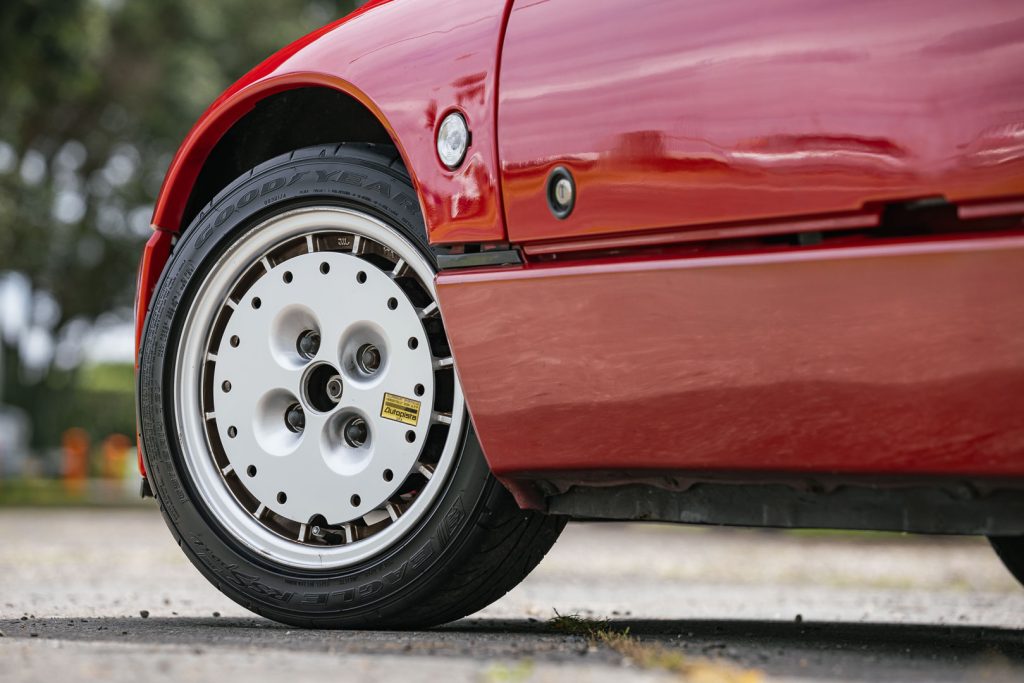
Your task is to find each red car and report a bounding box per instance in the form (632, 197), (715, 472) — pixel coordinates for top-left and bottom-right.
(135, 0), (1024, 627)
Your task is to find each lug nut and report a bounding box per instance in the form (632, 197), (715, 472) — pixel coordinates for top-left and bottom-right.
(296, 330), (320, 360)
(357, 344), (381, 374)
(284, 403), (305, 433)
(343, 417), (368, 448)
(326, 376), (344, 402)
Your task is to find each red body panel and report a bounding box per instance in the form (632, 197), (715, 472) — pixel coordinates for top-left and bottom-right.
(437, 235), (1024, 493)
(134, 230), (173, 362)
(498, 0), (1024, 244)
(151, 0), (510, 244)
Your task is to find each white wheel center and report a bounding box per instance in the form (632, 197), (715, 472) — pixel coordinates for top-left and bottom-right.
(212, 251), (435, 525)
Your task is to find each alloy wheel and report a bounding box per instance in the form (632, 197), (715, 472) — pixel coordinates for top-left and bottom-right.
(173, 207), (464, 569)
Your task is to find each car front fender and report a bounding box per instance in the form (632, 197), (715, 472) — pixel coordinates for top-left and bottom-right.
(137, 0), (512, 476)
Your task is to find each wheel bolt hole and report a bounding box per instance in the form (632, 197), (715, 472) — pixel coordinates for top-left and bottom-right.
(227, 426), (237, 439)
(229, 335), (240, 348)
(405, 430), (416, 443)
(221, 380), (232, 393)
(284, 403), (305, 433)
(383, 469), (394, 482)
(387, 297), (398, 310)
(343, 417), (369, 448)
(414, 384), (425, 397)
(246, 465), (257, 478)
(277, 491), (287, 505)
(407, 337), (418, 350)
(251, 297), (261, 309)
(356, 344), (381, 374)
(356, 271), (367, 284)
(320, 262), (330, 274)
(350, 494), (361, 507)
(296, 330), (321, 360)
(283, 271), (293, 283)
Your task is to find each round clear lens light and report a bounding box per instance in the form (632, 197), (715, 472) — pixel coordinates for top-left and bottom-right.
(437, 112), (469, 169)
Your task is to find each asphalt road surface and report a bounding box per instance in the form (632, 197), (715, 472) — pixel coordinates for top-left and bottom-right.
(1, 508), (1023, 682)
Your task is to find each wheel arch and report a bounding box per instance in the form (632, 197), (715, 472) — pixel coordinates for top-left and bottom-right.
(138, 75), (408, 368)
(137, 77), (412, 478)
(153, 75), (415, 236)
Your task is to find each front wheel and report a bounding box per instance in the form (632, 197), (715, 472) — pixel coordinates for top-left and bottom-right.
(137, 143), (565, 628)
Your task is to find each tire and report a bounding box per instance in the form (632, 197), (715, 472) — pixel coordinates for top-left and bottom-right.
(137, 142), (565, 628)
(990, 536), (1024, 587)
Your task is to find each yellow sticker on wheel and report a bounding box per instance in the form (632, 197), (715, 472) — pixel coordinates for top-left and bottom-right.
(380, 393), (421, 426)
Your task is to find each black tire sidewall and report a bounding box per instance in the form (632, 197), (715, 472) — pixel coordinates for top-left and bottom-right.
(138, 144), (495, 627)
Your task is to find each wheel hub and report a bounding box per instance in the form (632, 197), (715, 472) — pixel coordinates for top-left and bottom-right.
(302, 361), (344, 412)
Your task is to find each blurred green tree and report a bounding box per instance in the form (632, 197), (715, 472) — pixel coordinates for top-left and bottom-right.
(0, 0), (360, 448)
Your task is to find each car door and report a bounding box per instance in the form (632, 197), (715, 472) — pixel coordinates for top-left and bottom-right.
(497, 0), (1024, 246)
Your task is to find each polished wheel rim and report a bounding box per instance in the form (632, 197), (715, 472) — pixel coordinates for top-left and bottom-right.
(174, 207), (464, 569)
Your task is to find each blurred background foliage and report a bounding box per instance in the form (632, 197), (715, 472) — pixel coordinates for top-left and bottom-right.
(0, 0), (361, 490)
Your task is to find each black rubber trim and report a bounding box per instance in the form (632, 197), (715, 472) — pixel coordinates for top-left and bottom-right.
(548, 481), (1024, 535)
(436, 249), (522, 270)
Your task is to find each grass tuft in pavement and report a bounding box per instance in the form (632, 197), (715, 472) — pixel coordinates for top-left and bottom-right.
(548, 610), (764, 682)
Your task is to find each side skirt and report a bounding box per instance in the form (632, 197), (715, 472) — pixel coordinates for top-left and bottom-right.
(546, 481), (1024, 535)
